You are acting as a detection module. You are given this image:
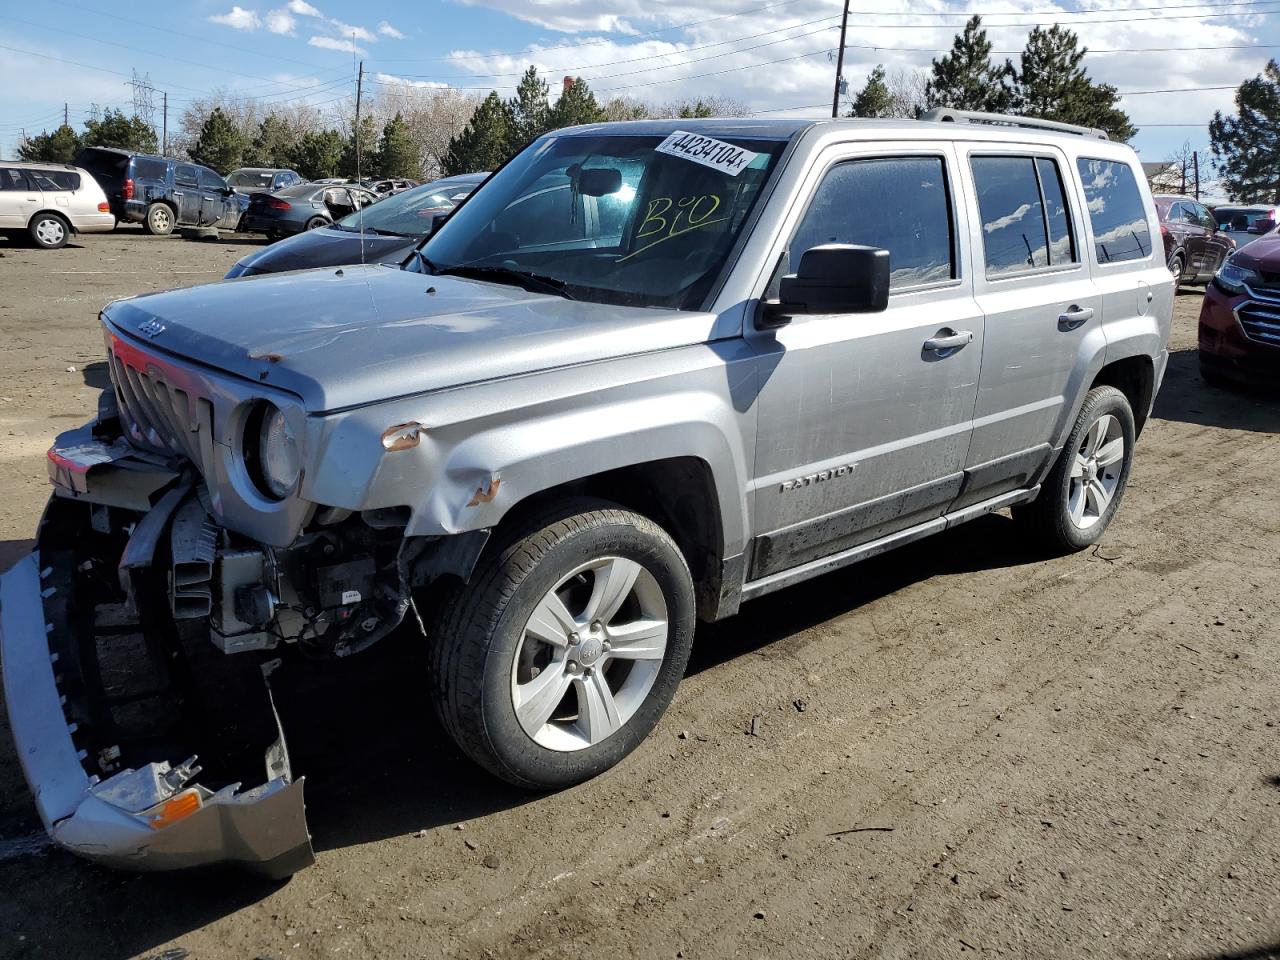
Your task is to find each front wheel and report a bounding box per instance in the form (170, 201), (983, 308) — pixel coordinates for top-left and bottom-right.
(1169, 252), (1186, 286)
(1014, 386), (1136, 552)
(29, 212), (68, 249)
(429, 502), (696, 790)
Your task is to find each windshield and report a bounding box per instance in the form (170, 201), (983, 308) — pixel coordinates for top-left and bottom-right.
(337, 181), (473, 235)
(228, 171), (276, 188)
(416, 132), (787, 309)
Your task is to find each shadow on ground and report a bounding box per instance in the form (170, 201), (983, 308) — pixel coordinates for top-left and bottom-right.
(1153, 348), (1280, 434)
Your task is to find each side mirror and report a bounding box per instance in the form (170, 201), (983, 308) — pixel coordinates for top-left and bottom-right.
(430, 211), (450, 234)
(759, 244), (890, 327)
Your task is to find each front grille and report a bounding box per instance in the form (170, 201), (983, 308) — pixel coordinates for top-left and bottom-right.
(107, 345), (216, 473)
(1236, 301), (1280, 348)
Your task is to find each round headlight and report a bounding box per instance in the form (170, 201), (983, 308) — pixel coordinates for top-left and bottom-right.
(256, 403), (301, 499)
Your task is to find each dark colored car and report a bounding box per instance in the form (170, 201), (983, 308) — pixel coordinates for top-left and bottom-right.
(226, 173), (486, 278)
(226, 168), (305, 195)
(240, 182), (380, 238)
(1153, 193), (1233, 284)
(1198, 237), (1280, 387)
(72, 147), (241, 235)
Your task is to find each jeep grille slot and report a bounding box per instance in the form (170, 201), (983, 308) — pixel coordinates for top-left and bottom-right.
(108, 347), (216, 477)
(1236, 302), (1280, 348)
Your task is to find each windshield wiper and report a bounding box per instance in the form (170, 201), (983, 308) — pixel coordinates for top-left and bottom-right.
(363, 226), (414, 238)
(432, 264), (575, 300)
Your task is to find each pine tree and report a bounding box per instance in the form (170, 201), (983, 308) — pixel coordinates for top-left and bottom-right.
(17, 124), (81, 163)
(548, 78), (606, 130)
(378, 113), (423, 179)
(849, 66), (896, 118)
(442, 92), (515, 175)
(189, 107), (246, 173)
(508, 66), (550, 150)
(678, 101), (715, 119)
(81, 109), (158, 153)
(1014, 26), (1135, 141)
(244, 114), (296, 168)
(925, 16), (1015, 113)
(286, 129), (345, 180)
(340, 115), (381, 179)
(1211, 60), (1280, 203)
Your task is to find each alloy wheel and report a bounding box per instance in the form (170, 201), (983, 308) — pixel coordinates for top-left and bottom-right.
(511, 556), (668, 752)
(1067, 414), (1125, 529)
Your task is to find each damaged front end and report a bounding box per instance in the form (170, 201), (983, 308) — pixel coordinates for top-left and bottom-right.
(2, 480), (315, 877)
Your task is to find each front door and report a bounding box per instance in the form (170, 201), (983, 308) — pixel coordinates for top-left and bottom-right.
(747, 146), (982, 582)
(173, 165), (202, 224)
(0, 168), (41, 229)
(956, 148), (1102, 507)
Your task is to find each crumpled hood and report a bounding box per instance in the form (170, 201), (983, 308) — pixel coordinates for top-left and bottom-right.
(103, 264), (713, 412)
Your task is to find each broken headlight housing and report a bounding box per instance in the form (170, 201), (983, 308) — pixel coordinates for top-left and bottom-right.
(246, 401), (301, 500)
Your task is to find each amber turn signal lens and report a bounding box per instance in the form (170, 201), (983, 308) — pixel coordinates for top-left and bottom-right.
(147, 790), (201, 829)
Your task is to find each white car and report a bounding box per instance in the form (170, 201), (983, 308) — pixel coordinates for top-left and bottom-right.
(0, 161), (115, 249)
(1213, 204), (1277, 251)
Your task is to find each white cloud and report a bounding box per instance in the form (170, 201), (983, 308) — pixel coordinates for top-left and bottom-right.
(378, 21), (405, 39)
(209, 5), (262, 30)
(331, 19), (377, 43)
(265, 8), (296, 34)
(288, 0), (323, 16)
(309, 35), (366, 55)
(376, 72), (449, 89)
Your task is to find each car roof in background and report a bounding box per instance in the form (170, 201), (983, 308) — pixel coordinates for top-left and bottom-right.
(5, 161), (81, 170)
(233, 167), (292, 174)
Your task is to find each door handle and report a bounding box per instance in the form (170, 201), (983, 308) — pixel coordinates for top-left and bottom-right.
(923, 329), (973, 354)
(1058, 305), (1094, 330)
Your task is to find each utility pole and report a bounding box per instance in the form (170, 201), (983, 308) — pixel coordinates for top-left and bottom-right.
(831, 0), (850, 118)
(162, 91), (168, 156)
(64, 103), (68, 127)
(355, 59), (364, 181)
(1193, 150), (1200, 200)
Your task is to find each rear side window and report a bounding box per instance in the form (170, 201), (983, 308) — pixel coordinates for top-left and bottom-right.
(27, 170), (81, 191)
(790, 156), (955, 290)
(1076, 158), (1153, 264)
(971, 156), (1076, 277)
(131, 157), (169, 181)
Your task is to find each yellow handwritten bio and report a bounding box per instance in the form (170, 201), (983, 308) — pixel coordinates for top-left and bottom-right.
(618, 193), (728, 263)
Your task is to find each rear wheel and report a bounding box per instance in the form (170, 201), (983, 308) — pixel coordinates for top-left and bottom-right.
(143, 202), (175, 236)
(1014, 386), (1136, 552)
(304, 216), (328, 231)
(29, 212), (69, 249)
(429, 501), (696, 789)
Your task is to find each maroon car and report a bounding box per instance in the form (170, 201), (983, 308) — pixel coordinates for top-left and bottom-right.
(1199, 233), (1280, 386)
(1154, 194), (1234, 284)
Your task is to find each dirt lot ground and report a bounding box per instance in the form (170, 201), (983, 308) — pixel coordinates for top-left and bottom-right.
(0, 228), (1277, 960)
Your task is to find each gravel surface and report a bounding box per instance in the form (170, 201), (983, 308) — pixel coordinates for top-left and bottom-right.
(0, 229), (1277, 960)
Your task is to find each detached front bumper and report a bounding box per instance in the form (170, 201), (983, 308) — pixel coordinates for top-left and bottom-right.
(1, 550), (313, 878)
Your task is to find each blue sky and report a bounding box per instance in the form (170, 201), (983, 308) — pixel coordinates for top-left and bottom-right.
(2, 0), (1277, 186)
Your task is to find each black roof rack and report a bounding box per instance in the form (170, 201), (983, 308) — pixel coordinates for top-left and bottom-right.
(920, 108), (1108, 141)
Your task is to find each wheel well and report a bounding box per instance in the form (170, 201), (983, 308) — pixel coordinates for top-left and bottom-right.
(29, 209), (70, 230)
(496, 457), (725, 620)
(1092, 355), (1155, 435)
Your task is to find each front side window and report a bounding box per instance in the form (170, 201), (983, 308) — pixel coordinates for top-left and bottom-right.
(789, 156), (955, 290)
(972, 155), (1077, 277)
(1076, 158), (1152, 264)
(199, 168), (228, 191)
(419, 132), (787, 309)
(0, 169), (33, 190)
(175, 165), (198, 187)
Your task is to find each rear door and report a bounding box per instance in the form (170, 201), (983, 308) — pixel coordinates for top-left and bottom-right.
(956, 147), (1101, 507)
(0, 168), (42, 228)
(748, 144), (983, 580)
(173, 164), (202, 224)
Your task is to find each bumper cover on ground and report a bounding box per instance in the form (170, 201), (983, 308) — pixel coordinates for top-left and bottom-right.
(1, 552), (313, 878)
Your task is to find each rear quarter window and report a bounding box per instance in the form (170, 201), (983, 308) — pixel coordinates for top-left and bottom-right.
(131, 158), (169, 182)
(1076, 158), (1153, 264)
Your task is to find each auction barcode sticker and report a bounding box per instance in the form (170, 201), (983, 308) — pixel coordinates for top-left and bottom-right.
(654, 131), (759, 177)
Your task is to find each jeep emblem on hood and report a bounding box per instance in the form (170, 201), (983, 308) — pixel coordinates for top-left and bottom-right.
(138, 318), (166, 339)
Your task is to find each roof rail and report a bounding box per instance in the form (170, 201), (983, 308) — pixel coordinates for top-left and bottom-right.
(920, 108), (1108, 141)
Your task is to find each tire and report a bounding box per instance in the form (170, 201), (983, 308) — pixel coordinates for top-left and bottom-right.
(1014, 386), (1136, 553)
(143, 202), (175, 236)
(29, 212), (69, 249)
(429, 500), (696, 790)
(1169, 252), (1185, 286)
(304, 216), (328, 231)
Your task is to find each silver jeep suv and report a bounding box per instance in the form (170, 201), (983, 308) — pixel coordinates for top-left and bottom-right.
(1, 111), (1172, 876)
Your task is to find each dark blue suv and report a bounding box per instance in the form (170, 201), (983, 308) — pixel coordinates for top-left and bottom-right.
(74, 147), (242, 235)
